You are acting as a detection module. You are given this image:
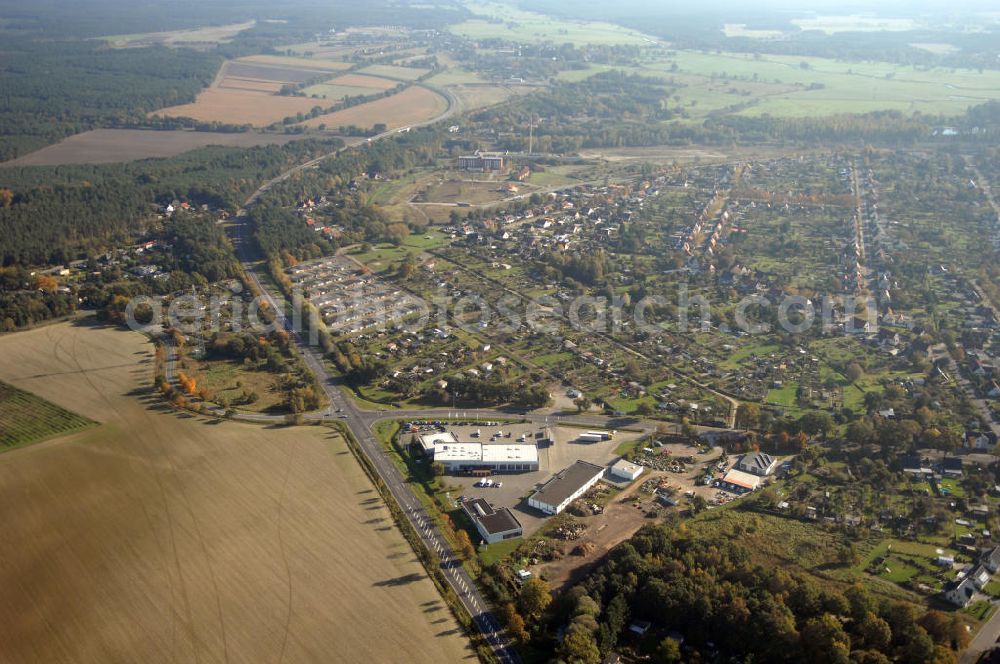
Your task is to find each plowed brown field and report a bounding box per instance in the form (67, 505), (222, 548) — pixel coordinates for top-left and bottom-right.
(0, 321), (474, 664)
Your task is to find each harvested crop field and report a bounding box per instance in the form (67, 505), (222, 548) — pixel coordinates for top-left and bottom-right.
(450, 84), (528, 110)
(0, 321), (475, 664)
(303, 74), (400, 100)
(155, 88), (323, 126)
(225, 62), (330, 84)
(300, 86), (448, 130)
(218, 76), (286, 93)
(0, 129), (306, 167)
(329, 74), (399, 90)
(237, 54), (352, 71)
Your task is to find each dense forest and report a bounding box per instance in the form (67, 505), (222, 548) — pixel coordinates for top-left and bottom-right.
(0, 40), (223, 161)
(497, 523), (967, 663)
(0, 0), (468, 39)
(0, 138), (339, 265)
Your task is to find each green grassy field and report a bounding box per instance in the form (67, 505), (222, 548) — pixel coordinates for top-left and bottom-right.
(449, 0), (655, 46)
(359, 64), (430, 81)
(426, 68), (488, 86)
(192, 359), (289, 413)
(478, 538), (522, 566)
(767, 382), (799, 408)
(0, 380), (95, 450)
(561, 50), (1000, 118)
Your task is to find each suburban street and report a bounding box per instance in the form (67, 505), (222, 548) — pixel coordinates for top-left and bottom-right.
(962, 603), (1000, 664)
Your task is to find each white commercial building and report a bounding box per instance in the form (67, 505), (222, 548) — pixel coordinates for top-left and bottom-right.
(433, 442), (539, 473)
(417, 431), (457, 454)
(528, 460), (605, 515)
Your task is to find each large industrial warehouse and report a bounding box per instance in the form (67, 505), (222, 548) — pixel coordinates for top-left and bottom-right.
(527, 460), (606, 515)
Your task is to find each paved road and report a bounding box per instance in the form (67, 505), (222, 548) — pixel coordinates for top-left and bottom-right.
(961, 602), (1000, 664)
(223, 95), (523, 663)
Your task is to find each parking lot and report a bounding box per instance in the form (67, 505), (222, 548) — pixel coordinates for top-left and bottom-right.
(431, 423), (643, 537)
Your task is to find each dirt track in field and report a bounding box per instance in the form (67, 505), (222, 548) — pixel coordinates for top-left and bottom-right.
(0, 320), (474, 664)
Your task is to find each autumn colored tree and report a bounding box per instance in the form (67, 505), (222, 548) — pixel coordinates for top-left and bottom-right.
(500, 603), (528, 643)
(455, 529), (476, 560)
(32, 275), (58, 292)
(176, 371), (198, 396)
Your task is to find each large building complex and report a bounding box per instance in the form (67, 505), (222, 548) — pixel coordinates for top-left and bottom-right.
(457, 153), (507, 172)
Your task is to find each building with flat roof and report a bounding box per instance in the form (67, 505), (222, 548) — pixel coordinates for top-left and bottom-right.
(528, 460), (605, 515)
(462, 498), (523, 544)
(458, 153), (507, 172)
(609, 459), (644, 482)
(433, 442), (539, 473)
(416, 431), (457, 454)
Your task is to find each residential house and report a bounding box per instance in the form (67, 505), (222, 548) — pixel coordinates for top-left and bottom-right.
(983, 545), (1000, 573)
(943, 577), (977, 607)
(970, 565), (992, 589)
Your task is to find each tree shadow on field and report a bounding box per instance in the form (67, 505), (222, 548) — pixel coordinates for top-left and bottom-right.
(373, 572), (425, 587)
(436, 628), (460, 637)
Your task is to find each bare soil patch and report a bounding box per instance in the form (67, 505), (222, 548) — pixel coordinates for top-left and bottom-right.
(155, 89), (323, 126)
(0, 129), (305, 167)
